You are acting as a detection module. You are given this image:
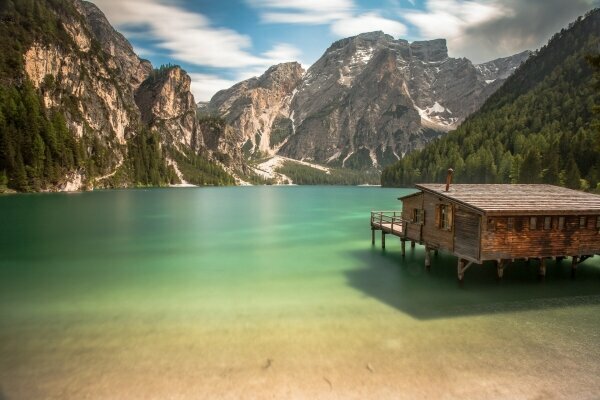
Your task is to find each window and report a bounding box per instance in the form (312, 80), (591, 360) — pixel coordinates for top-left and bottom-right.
(530, 217), (537, 230)
(544, 216), (551, 230)
(507, 217), (514, 230)
(515, 218), (524, 231)
(487, 218), (496, 231)
(436, 204), (452, 231)
(597, 216), (600, 229)
(558, 216), (565, 230)
(413, 208), (424, 224)
(580, 216), (587, 228)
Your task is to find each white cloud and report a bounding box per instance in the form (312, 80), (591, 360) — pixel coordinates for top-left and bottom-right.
(331, 12), (408, 38)
(92, 0), (302, 69)
(403, 0), (597, 62)
(404, 0), (507, 43)
(248, 0), (354, 24)
(248, 0), (407, 39)
(189, 73), (238, 102)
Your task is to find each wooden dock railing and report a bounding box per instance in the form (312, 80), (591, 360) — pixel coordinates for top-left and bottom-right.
(370, 211), (404, 235)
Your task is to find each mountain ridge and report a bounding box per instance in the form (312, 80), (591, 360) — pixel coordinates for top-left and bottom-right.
(209, 31), (530, 171)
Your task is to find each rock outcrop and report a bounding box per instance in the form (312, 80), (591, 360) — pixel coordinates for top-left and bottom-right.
(209, 62), (305, 157)
(136, 66), (201, 151)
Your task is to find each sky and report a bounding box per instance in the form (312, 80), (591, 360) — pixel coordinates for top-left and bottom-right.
(90, 0), (599, 102)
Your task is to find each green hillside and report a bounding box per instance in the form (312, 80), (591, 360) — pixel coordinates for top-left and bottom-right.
(381, 9), (600, 192)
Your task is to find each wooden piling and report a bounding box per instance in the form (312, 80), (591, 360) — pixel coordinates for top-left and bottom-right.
(571, 256), (579, 278)
(496, 259), (504, 279)
(381, 232), (386, 249)
(539, 258), (546, 277)
(457, 259), (465, 281)
(371, 228), (375, 245)
(401, 239), (406, 257)
(410, 240), (415, 248)
(425, 247), (431, 271)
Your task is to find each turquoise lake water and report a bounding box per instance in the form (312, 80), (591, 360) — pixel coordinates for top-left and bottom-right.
(1, 186), (600, 399)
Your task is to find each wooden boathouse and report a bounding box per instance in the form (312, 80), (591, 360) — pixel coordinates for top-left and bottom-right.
(371, 179), (600, 281)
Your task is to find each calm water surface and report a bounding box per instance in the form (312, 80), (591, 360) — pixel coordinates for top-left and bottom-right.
(1, 186), (600, 399)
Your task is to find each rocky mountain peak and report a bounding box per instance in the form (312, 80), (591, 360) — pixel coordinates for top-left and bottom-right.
(77, 0), (152, 88)
(209, 30), (530, 171)
(257, 61), (305, 91)
(409, 39), (448, 62)
(475, 50), (532, 82)
(135, 65), (199, 149)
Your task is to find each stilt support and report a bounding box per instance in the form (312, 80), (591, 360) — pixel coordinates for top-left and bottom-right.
(538, 258), (547, 278)
(425, 247), (431, 271)
(457, 259), (473, 281)
(400, 239), (406, 257)
(496, 259), (505, 279)
(410, 241), (416, 249)
(371, 228), (375, 246)
(381, 232), (386, 249)
(571, 256), (579, 278)
(434, 249), (439, 257)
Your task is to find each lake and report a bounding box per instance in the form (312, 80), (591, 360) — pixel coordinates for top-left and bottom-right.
(1, 186), (600, 399)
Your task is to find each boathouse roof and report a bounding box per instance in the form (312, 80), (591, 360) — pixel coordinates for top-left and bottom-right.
(411, 184), (600, 216)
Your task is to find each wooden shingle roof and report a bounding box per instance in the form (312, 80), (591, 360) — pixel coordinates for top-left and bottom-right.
(415, 184), (600, 216)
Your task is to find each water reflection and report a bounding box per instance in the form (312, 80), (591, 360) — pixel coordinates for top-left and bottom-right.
(346, 246), (600, 319)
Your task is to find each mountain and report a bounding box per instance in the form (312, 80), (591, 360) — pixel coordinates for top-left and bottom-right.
(0, 0), (235, 192)
(209, 32), (529, 171)
(381, 9), (600, 192)
(209, 62), (305, 157)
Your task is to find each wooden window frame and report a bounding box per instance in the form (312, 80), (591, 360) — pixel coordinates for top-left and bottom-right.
(529, 216), (537, 230)
(436, 204), (453, 231)
(507, 217), (514, 231)
(413, 208), (424, 225)
(544, 216), (551, 230)
(580, 216), (587, 228)
(596, 216), (600, 229)
(558, 216), (565, 230)
(487, 218), (496, 232)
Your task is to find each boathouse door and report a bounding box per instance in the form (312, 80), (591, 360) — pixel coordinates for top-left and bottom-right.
(454, 209), (480, 260)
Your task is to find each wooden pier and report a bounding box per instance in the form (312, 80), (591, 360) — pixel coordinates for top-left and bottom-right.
(371, 179), (600, 281)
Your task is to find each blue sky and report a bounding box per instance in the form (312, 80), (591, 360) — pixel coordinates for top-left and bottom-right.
(91, 0), (598, 101)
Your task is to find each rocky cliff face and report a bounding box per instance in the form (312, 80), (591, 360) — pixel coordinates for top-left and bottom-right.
(23, 1), (141, 185)
(210, 32), (529, 169)
(77, 1), (153, 90)
(210, 62), (305, 157)
(135, 66), (201, 151)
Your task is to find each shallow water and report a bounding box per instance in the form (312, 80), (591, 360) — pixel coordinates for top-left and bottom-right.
(1, 186), (600, 399)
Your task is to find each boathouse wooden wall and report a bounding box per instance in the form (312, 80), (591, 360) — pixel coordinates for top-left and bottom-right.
(401, 192), (455, 252)
(481, 215), (600, 260)
(454, 207), (481, 261)
(401, 193), (423, 241)
(420, 192), (454, 252)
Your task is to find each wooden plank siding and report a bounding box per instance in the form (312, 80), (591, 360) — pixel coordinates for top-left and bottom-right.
(481, 215), (600, 260)
(401, 193), (424, 242)
(454, 208), (481, 261)
(420, 193), (454, 251)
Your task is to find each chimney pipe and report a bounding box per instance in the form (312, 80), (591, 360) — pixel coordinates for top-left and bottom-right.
(445, 168), (454, 192)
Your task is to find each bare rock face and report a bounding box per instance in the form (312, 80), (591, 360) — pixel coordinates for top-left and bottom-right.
(22, 1), (145, 183)
(209, 62), (305, 156)
(77, 1), (153, 89)
(135, 66), (201, 150)
(211, 32), (529, 170)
